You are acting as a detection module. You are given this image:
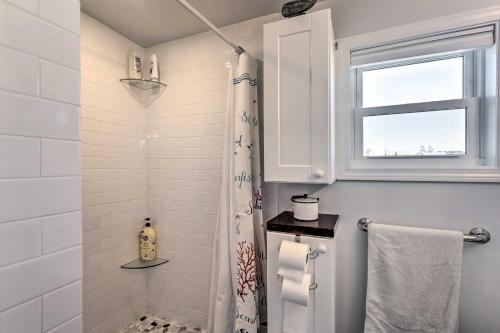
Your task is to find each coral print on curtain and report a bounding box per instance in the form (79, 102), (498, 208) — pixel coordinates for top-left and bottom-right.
(233, 53), (266, 333)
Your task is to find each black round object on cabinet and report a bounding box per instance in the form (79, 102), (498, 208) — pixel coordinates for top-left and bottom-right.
(282, 0), (317, 18)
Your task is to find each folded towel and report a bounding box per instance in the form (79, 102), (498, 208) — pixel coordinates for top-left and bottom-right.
(364, 223), (463, 333)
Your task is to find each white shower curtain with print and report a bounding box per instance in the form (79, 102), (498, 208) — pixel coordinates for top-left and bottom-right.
(208, 53), (267, 333)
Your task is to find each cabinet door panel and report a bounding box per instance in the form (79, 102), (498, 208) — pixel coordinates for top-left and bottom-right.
(265, 14), (313, 181)
(279, 30), (311, 168)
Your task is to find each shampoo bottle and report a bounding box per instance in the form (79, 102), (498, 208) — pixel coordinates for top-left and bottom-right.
(149, 54), (159, 81)
(139, 218), (156, 261)
(128, 50), (142, 79)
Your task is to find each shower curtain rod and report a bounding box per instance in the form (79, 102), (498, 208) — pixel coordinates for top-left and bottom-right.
(175, 0), (245, 54)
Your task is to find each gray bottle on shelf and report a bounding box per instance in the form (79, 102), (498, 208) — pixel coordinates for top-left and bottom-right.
(128, 50), (142, 79)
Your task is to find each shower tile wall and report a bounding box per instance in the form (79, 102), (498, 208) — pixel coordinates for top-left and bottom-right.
(145, 14), (279, 328)
(81, 14), (148, 333)
(0, 1), (82, 332)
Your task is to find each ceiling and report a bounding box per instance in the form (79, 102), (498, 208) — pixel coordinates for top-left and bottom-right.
(81, 0), (293, 47)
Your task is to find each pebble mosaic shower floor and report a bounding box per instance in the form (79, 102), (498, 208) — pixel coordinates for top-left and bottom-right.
(118, 314), (207, 333)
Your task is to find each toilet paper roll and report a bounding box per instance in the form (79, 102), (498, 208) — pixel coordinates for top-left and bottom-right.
(278, 240), (309, 282)
(278, 240), (309, 269)
(282, 273), (312, 306)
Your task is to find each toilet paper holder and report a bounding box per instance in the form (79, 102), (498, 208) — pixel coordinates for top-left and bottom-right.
(276, 236), (321, 291)
(276, 274), (318, 291)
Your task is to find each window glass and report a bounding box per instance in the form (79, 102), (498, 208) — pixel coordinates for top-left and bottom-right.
(362, 57), (464, 108)
(362, 109), (466, 157)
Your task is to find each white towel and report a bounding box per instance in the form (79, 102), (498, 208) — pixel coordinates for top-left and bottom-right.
(364, 223), (463, 333)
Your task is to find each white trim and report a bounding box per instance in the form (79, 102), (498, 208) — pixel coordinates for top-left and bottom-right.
(335, 7), (500, 182)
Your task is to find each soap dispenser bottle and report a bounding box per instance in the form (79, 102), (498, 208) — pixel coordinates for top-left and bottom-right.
(139, 218), (156, 261)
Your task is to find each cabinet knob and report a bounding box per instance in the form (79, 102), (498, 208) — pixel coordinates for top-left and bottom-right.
(313, 169), (324, 178)
(318, 245), (328, 253)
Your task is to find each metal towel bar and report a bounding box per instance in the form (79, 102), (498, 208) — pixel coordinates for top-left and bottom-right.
(357, 218), (491, 243)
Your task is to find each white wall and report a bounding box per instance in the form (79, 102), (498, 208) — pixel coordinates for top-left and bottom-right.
(80, 13), (148, 333)
(330, 0), (500, 38)
(143, 14), (279, 329)
(0, 0), (82, 332)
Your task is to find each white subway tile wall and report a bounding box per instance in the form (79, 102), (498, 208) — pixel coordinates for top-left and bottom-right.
(47, 315), (83, 333)
(81, 14), (148, 333)
(0, 218), (41, 267)
(0, 298), (42, 333)
(42, 280), (83, 331)
(144, 14), (278, 328)
(0, 135), (40, 178)
(0, 45), (39, 95)
(0, 0), (82, 332)
(40, 60), (81, 104)
(41, 139), (81, 176)
(42, 211), (83, 255)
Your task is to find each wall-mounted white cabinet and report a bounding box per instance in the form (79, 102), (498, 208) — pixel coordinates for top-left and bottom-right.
(264, 9), (335, 184)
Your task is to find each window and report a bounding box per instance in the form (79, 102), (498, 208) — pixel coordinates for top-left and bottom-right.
(336, 20), (500, 181)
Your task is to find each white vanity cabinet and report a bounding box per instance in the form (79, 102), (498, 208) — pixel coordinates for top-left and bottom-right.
(263, 9), (335, 184)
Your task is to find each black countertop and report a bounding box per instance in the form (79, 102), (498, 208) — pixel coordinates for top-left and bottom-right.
(266, 211), (339, 238)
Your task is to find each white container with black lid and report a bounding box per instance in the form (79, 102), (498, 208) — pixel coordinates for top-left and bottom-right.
(291, 194), (319, 221)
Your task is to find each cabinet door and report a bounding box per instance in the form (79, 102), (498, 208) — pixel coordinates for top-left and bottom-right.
(264, 10), (334, 184)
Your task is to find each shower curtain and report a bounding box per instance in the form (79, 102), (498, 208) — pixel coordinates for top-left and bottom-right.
(208, 53), (267, 333)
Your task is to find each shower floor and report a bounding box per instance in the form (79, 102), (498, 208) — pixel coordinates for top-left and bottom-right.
(118, 314), (207, 333)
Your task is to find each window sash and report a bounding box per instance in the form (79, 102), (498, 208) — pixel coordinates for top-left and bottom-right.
(353, 98), (480, 164)
(355, 52), (474, 108)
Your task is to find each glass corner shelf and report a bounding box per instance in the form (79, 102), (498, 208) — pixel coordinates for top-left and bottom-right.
(121, 257), (169, 270)
(120, 78), (167, 90)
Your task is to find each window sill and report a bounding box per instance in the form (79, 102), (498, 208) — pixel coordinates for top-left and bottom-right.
(336, 169), (500, 182)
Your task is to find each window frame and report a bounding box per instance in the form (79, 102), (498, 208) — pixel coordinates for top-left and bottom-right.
(335, 15), (500, 182)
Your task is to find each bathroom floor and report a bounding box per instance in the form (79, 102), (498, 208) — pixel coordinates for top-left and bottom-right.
(118, 314), (207, 333)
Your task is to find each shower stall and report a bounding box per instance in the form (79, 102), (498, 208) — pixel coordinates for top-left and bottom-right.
(80, 1), (276, 332)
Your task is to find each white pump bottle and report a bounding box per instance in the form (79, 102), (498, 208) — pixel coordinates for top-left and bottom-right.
(149, 54), (159, 81)
(139, 218), (156, 261)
